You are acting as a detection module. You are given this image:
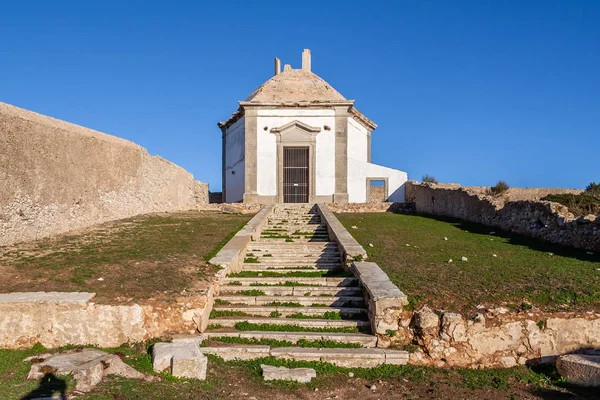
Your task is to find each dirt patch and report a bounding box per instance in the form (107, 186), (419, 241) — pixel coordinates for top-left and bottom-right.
(0, 211), (252, 304)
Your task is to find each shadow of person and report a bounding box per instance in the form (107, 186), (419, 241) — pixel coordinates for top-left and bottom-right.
(21, 373), (67, 400)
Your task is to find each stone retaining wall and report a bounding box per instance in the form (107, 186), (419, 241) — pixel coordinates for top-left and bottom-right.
(406, 181), (599, 251)
(0, 102), (208, 247)
(325, 202), (410, 213)
(407, 307), (600, 368)
(0, 292), (210, 349)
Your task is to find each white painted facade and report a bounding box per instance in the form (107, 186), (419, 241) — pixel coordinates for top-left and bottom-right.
(219, 49), (408, 204)
(256, 109), (336, 198)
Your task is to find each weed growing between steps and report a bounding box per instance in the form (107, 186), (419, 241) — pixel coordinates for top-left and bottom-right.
(264, 301), (303, 307)
(233, 321), (361, 333)
(210, 310), (251, 318)
(286, 311), (343, 320)
(202, 337), (362, 348)
(214, 299), (231, 305)
(243, 257), (260, 263)
(228, 270), (353, 278)
(249, 281), (319, 287)
(239, 289), (267, 296)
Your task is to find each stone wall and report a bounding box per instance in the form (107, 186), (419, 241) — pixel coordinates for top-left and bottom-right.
(0, 292), (210, 349)
(325, 202), (411, 214)
(0, 102), (208, 246)
(407, 307), (600, 368)
(406, 182), (599, 251)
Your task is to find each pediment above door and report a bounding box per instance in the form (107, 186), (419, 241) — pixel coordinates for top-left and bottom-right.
(270, 120), (321, 142)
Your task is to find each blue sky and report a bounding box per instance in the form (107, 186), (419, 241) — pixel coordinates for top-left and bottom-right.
(1, 1), (599, 190)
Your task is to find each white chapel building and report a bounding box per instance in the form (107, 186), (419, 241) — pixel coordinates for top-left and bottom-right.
(218, 49), (408, 204)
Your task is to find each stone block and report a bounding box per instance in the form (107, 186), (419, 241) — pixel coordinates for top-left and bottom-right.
(152, 342), (207, 380)
(557, 354), (600, 387)
(261, 364), (316, 383)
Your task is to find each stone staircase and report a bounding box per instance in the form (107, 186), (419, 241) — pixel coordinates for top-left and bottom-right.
(201, 204), (407, 367)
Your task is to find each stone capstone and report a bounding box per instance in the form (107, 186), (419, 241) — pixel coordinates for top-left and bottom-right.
(261, 364), (316, 383)
(152, 342), (207, 380)
(26, 348), (150, 392)
(557, 354), (600, 387)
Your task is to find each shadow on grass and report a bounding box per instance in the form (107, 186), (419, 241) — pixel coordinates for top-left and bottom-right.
(413, 213), (600, 263)
(21, 373), (67, 400)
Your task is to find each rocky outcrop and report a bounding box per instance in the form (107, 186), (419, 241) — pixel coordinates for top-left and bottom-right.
(406, 182), (599, 251)
(0, 102), (208, 247)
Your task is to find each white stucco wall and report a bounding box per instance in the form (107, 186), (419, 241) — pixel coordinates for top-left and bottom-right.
(224, 117), (245, 202)
(256, 109), (336, 198)
(347, 118), (408, 202)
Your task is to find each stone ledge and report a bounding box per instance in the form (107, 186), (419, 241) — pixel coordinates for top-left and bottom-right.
(557, 354), (600, 387)
(316, 203), (367, 261)
(351, 262), (408, 340)
(208, 205), (273, 273)
(0, 292), (95, 304)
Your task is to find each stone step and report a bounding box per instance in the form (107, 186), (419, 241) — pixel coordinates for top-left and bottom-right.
(247, 251), (341, 258)
(222, 277), (358, 287)
(240, 264), (341, 271)
(263, 224), (326, 231)
(258, 238), (330, 243)
(233, 268), (344, 275)
(200, 346), (407, 367)
(209, 317), (370, 329)
(244, 257), (341, 264)
(216, 295), (365, 307)
(212, 305), (367, 317)
(203, 331), (377, 347)
(219, 285), (361, 296)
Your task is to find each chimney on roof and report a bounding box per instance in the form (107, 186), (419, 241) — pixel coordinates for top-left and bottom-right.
(284, 64), (292, 72)
(274, 57), (281, 76)
(302, 49), (311, 72)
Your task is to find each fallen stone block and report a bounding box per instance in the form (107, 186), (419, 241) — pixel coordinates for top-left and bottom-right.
(26, 348), (150, 392)
(261, 364), (316, 383)
(557, 354), (600, 387)
(152, 342), (207, 380)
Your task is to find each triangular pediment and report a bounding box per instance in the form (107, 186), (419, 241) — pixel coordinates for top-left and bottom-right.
(270, 120), (321, 134)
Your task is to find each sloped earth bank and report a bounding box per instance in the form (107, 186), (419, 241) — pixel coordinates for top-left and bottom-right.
(0, 211), (252, 303)
(1, 345), (598, 399)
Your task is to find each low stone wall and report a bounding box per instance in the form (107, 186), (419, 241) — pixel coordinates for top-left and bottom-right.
(408, 307), (600, 368)
(325, 202), (411, 213)
(0, 102), (207, 247)
(316, 203), (366, 262)
(406, 182), (600, 251)
(0, 292), (210, 349)
(351, 262), (408, 346)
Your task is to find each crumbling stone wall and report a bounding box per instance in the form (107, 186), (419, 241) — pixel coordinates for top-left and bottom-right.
(407, 307), (600, 368)
(0, 102), (208, 246)
(406, 182), (599, 251)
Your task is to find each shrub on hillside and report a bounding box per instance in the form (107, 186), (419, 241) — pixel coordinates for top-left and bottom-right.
(586, 182), (600, 199)
(489, 180), (509, 195)
(542, 193), (600, 216)
(422, 174), (438, 185)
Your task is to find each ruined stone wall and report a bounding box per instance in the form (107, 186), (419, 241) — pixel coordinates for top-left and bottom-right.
(405, 182), (599, 251)
(0, 102), (208, 246)
(405, 307), (600, 368)
(0, 291), (210, 349)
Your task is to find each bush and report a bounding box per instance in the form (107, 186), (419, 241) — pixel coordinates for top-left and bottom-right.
(422, 174), (438, 184)
(586, 182), (600, 199)
(489, 180), (509, 195)
(543, 193), (600, 216)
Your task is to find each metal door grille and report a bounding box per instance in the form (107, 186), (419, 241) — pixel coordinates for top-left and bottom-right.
(283, 147), (309, 203)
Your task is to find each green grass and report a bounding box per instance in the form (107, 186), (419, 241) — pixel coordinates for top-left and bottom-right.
(244, 257), (260, 263)
(203, 337), (361, 348)
(228, 270), (352, 278)
(207, 324), (223, 330)
(338, 212), (600, 313)
(249, 281), (317, 287)
(0, 212), (252, 303)
(264, 301), (303, 307)
(233, 321), (359, 333)
(210, 310), (250, 318)
(269, 311), (282, 317)
(214, 299), (231, 305)
(239, 289), (267, 296)
(3, 342), (590, 399)
(286, 311), (343, 320)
